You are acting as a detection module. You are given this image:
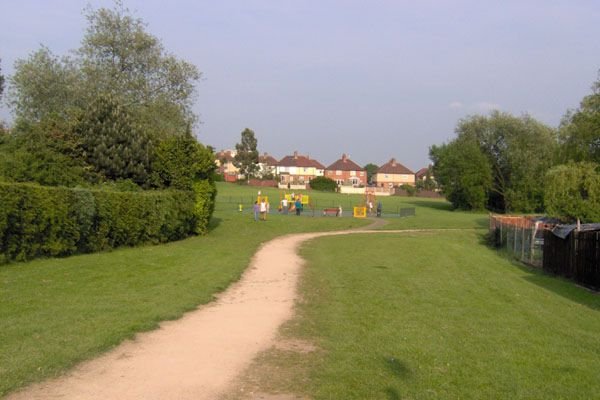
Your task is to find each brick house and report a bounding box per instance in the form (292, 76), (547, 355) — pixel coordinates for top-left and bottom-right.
(215, 150), (241, 182)
(325, 154), (367, 187)
(276, 151), (325, 185)
(373, 158), (415, 188)
(258, 152), (278, 178)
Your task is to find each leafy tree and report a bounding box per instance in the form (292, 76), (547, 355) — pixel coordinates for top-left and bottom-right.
(544, 162), (600, 223)
(559, 74), (600, 164)
(152, 130), (216, 190)
(364, 163), (378, 184)
(435, 111), (556, 212)
(75, 95), (151, 185)
(309, 176), (337, 192)
(78, 1), (200, 138)
(233, 128), (259, 180)
(430, 139), (492, 210)
(0, 58), (5, 100)
(8, 47), (83, 122)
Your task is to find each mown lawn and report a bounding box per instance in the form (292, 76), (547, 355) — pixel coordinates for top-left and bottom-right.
(255, 230), (600, 399)
(0, 183), (369, 396)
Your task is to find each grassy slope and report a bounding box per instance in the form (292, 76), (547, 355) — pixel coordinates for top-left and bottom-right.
(274, 231), (600, 399)
(0, 183), (369, 396)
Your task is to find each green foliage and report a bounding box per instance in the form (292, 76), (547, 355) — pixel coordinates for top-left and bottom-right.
(192, 179), (217, 234)
(233, 128), (259, 179)
(431, 112), (556, 212)
(0, 58), (5, 100)
(0, 182), (196, 263)
(309, 176), (337, 192)
(430, 140), (492, 210)
(363, 163), (378, 184)
(75, 95), (152, 185)
(0, 117), (90, 187)
(152, 132), (215, 190)
(544, 162), (600, 222)
(399, 183), (417, 196)
(559, 74), (600, 164)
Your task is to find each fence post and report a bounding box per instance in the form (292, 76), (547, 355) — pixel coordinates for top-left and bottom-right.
(513, 225), (517, 254)
(521, 226), (525, 261)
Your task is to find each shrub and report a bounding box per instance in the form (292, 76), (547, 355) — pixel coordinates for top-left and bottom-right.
(0, 182), (197, 263)
(309, 176), (337, 192)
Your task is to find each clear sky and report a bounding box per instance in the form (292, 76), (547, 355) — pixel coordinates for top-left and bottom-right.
(1, 0), (599, 170)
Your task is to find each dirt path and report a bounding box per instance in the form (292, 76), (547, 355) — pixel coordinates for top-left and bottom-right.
(7, 220), (393, 400)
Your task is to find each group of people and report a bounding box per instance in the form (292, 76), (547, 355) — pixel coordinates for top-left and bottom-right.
(253, 192), (304, 221)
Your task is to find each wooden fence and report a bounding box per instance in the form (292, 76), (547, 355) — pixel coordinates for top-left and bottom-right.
(543, 230), (600, 290)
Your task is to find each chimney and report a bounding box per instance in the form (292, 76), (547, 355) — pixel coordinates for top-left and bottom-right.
(342, 153), (347, 162)
(293, 151), (298, 159)
(391, 158), (396, 167)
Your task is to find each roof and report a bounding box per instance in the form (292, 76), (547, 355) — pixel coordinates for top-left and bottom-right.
(377, 158), (414, 175)
(551, 223), (600, 239)
(259, 152), (278, 166)
(216, 150), (235, 162)
(278, 151), (325, 169)
(326, 154), (364, 172)
(415, 167), (429, 178)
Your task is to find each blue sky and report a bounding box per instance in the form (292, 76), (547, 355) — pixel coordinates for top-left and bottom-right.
(1, 0), (599, 170)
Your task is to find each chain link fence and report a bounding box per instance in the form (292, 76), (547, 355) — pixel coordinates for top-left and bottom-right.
(489, 215), (544, 267)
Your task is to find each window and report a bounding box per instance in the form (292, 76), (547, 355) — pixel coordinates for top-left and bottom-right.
(336, 170), (342, 175)
(350, 171), (356, 176)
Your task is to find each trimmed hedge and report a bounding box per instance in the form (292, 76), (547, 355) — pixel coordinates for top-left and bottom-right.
(0, 182), (204, 263)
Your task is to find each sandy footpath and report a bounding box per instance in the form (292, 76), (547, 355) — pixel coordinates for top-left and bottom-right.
(7, 221), (398, 400)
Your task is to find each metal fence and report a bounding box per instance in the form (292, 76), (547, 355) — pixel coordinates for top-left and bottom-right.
(489, 215), (544, 267)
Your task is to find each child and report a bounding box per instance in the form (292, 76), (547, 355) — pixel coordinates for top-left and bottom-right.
(253, 201), (259, 221)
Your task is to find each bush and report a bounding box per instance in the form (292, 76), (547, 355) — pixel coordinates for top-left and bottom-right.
(400, 184), (417, 196)
(0, 182), (198, 263)
(309, 176), (337, 192)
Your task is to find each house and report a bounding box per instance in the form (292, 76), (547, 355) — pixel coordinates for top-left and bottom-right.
(276, 151), (325, 186)
(373, 158), (415, 188)
(215, 150), (241, 182)
(258, 152), (278, 178)
(325, 154), (367, 187)
(415, 167), (430, 182)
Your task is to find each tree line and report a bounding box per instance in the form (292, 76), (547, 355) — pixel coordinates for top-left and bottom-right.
(0, 1), (215, 192)
(430, 76), (600, 223)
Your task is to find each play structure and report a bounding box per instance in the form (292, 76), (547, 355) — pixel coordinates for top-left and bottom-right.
(353, 188), (377, 218)
(279, 192), (311, 213)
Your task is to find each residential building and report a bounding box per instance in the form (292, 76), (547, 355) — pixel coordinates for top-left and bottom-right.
(258, 152), (278, 178)
(215, 150), (241, 182)
(276, 151), (325, 185)
(373, 158), (415, 187)
(325, 154), (367, 187)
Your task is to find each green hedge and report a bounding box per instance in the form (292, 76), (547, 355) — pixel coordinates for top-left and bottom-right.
(0, 182), (206, 263)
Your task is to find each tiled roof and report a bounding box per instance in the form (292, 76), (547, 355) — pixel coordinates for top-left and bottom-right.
(259, 153), (278, 166)
(377, 158), (414, 175)
(216, 150), (235, 162)
(415, 167), (429, 178)
(278, 151), (325, 169)
(326, 154), (364, 172)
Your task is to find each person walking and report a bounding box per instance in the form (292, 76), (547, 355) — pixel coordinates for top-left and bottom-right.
(295, 198), (302, 216)
(253, 201), (259, 221)
(260, 199), (267, 221)
(282, 197), (288, 215)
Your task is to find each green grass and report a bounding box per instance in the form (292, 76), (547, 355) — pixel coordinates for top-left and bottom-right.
(262, 231), (600, 399)
(0, 183), (369, 396)
(4, 182), (592, 398)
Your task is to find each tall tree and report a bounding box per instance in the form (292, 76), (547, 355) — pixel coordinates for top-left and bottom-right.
(559, 73), (600, 164)
(363, 163), (378, 184)
(456, 112), (556, 212)
(75, 94), (151, 185)
(234, 128), (259, 180)
(430, 140), (492, 210)
(0, 58), (5, 100)
(545, 162), (600, 223)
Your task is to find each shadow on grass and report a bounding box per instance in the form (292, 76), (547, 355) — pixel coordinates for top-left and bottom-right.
(385, 356), (411, 379)
(401, 199), (453, 211)
(207, 217), (222, 232)
(385, 387), (401, 400)
(518, 264), (600, 312)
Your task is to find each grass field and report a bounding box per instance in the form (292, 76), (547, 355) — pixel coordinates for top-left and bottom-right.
(238, 231), (600, 399)
(2, 182), (598, 398)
